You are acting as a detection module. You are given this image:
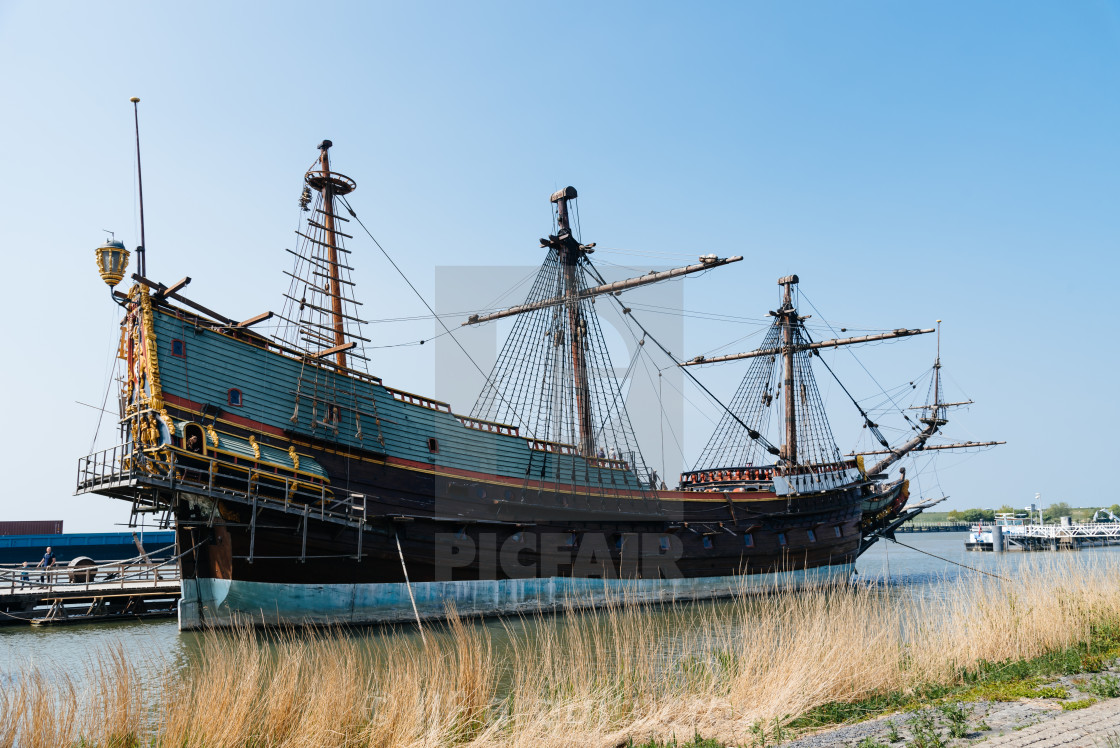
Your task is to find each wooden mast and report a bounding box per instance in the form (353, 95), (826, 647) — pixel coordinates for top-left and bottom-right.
(130, 97), (147, 277)
(778, 275), (798, 464)
(552, 187), (595, 456)
(920, 321), (946, 431)
(463, 186), (741, 462)
(312, 140), (349, 368)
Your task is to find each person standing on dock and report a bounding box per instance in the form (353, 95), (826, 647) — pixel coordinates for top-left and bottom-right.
(36, 547), (56, 585)
(20, 562), (29, 587)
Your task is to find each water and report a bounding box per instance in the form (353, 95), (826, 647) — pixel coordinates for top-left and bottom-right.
(3, 532), (1118, 687)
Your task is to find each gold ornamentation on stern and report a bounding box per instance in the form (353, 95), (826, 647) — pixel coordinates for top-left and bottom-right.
(248, 434), (261, 459)
(139, 414), (161, 449)
(158, 408), (175, 436)
(288, 446), (300, 470)
(205, 425), (219, 447)
(134, 287), (166, 412)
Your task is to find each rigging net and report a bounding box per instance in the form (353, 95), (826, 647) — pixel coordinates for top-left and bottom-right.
(692, 300), (843, 471)
(470, 199), (653, 486)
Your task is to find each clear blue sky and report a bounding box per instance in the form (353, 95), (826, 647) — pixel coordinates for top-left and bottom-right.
(1, 1), (1117, 531)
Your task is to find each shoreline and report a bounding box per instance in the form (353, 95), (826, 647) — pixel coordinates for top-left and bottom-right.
(4, 555), (1120, 747)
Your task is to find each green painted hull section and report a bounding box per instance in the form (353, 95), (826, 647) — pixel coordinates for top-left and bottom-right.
(153, 309), (645, 489)
(177, 564), (855, 630)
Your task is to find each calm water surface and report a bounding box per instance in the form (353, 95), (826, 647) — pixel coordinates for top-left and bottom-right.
(3, 532), (1118, 687)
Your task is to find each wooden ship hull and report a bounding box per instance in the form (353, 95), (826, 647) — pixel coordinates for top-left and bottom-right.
(77, 286), (904, 629)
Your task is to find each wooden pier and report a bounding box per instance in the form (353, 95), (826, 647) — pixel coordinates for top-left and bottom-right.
(967, 522), (1120, 552)
(0, 559), (179, 625)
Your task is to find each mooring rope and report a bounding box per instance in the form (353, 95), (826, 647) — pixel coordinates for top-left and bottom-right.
(887, 537), (1010, 581)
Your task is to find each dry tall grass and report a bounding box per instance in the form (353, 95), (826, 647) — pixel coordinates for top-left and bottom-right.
(3, 557), (1119, 747)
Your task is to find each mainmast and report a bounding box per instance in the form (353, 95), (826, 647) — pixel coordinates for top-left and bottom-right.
(467, 186), (741, 473)
(552, 187), (595, 456)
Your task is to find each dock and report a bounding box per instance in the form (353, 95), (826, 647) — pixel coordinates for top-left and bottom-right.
(0, 559), (179, 625)
(967, 521), (1120, 552)
(896, 521), (970, 533)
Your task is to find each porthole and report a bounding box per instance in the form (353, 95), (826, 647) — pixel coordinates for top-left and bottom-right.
(807, 529), (817, 543)
(227, 388), (243, 407)
(427, 437), (439, 454)
(778, 532), (787, 546)
(743, 533), (754, 548)
(834, 525), (843, 538)
(702, 536), (714, 550)
(171, 339), (186, 358)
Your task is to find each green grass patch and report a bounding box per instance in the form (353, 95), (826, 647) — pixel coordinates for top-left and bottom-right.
(786, 691), (914, 730)
(1083, 673), (1120, 698)
(1061, 698), (1097, 711)
(958, 678), (1068, 702)
(786, 623), (1120, 734)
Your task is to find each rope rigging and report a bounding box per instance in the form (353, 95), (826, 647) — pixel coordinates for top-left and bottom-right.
(583, 262), (782, 460)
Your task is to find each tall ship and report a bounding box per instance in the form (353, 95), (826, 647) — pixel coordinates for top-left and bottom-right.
(78, 139), (996, 630)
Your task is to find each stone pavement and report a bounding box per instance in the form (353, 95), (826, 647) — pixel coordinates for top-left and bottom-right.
(984, 699), (1120, 747)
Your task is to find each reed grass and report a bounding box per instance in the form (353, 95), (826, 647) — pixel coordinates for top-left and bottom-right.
(3, 557), (1120, 747)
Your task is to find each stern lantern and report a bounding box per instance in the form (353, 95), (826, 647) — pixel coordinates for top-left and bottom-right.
(95, 239), (130, 287)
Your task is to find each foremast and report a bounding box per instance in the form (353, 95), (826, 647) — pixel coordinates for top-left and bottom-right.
(685, 274), (933, 470)
(778, 275), (798, 463)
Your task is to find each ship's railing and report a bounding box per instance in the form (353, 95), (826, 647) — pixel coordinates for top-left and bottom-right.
(385, 387), (452, 413)
(76, 443), (135, 490)
(528, 439), (579, 456)
(77, 444), (373, 535)
(774, 459), (859, 477)
(0, 557), (180, 596)
(455, 414), (520, 436)
(586, 456), (630, 471)
(682, 467), (775, 485)
(971, 522), (1120, 540)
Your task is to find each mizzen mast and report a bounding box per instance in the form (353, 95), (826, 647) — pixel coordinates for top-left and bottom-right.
(303, 140), (358, 368)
